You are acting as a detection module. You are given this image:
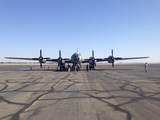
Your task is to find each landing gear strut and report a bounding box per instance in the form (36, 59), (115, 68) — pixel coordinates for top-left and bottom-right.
(89, 64), (95, 70)
(58, 63), (65, 71)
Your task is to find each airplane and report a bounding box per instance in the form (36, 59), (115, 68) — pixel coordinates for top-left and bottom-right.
(5, 49), (149, 71)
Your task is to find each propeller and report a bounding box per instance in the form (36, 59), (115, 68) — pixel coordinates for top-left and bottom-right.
(111, 49), (114, 68)
(40, 62), (42, 68)
(58, 50), (62, 66)
(92, 50), (94, 57)
(59, 50), (61, 58)
(90, 50), (96, 66)
(39, 49), (43, 68)
(40, 49), (42, 57)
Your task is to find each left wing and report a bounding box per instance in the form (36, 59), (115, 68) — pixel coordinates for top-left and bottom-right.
(5, 49), (50, 68)
(82, 49), (149, 68)
(114, 57), (149, 60)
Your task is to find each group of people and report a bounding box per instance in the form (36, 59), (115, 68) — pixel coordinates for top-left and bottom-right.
(67, 64), (79, 72)
(67, 63), (148, 72)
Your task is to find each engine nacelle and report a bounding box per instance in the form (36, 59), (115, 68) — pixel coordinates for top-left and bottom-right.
(58, 59), (65, 66)
(39, 57), (47, 63)
(89, 57), (96, 65)
(42, 59), (47, 63)
(62, 60), (65, 63)
(108, 56), (115, 63)
(89, 59), (93, 64)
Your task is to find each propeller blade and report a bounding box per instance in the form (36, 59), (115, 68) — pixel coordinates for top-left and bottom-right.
(40, 49), (42, 57)
(40, 62), (42, 68)
(59, 50), (61, 57)
(92, 50), (94, 57)
(39, 49), (43, 68)
(112, 62), (114, 68)
(112, 49), (113, 56)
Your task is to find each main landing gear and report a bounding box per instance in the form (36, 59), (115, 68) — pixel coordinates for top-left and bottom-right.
(58, 63), (66, 71)
(89, 64), (95, 70)
(86, 64), (95, 71)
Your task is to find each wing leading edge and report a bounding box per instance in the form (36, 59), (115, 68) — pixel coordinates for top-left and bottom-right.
(4, 57), (40, 60)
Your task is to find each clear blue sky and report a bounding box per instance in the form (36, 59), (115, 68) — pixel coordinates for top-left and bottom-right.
(0, 0), (160, 63)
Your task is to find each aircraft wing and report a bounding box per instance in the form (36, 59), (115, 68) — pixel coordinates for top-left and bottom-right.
(96, 58), (108, 62)
(82, 58), (107, 63)
(82, 59), (89, 63)
(96, 57), (149, 62)
(47, 59), (59, 62)
(4, 57), (40, 61)
(113, 57), (149, 60)
(83, 58), (107, 63)
(46, 58), (70, 62)
(83, 56), (149, 63)
(64, 60), (72, 63)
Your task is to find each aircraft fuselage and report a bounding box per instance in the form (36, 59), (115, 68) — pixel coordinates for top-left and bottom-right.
(71, 52), (83, 69)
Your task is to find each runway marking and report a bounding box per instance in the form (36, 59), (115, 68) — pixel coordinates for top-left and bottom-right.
(20, 79), (63, 117)
(21, 95), (45, 114)
(54, 80), (62, 88)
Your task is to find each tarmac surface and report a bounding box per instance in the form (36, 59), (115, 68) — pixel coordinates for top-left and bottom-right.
(0, 64), (160, 120)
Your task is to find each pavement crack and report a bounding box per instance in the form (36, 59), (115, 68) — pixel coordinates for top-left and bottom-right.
(0, 96), (28, 105)
(82, 92), (132, 120)
(0, 83), (8, 91)
(11, 73), (70, 120)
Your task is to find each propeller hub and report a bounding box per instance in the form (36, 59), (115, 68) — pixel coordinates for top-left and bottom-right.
(58, 57), (62, 61)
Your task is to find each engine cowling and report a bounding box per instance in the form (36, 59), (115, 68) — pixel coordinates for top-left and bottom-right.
(58, 57), (65, 65)
(42, 59), (47, 63)
(89, 59), (93, 64)
(108, 56), (115, 63)
(62, 60), (65, 63)
(89, 57), (96, 65)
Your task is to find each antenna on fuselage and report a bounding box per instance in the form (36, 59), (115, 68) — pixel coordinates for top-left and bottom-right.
(77, 48), (78, 52)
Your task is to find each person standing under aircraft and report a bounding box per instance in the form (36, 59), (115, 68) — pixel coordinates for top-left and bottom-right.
(74, 65), (76, 73)
(76, 65), (79, 72)
(68, 64), (70, 72)
(86, 64), (89, 72)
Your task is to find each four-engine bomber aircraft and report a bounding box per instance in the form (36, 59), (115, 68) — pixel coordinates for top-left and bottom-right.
(5, 49), (149, 71)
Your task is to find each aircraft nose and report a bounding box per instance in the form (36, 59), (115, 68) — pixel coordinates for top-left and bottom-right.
(73, 55), (79, 61)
